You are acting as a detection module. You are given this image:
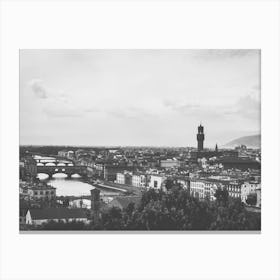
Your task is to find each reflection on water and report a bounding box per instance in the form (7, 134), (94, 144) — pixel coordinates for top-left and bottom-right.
(37, 173), (94, 196)
(36, 155), (116, 197)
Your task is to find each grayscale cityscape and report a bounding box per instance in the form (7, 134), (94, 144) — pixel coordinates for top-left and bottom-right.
(19, 49), (261, 231)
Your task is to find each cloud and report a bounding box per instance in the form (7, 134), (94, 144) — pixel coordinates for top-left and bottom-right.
(27, 78), (85, 118)
(163, 100), (224, 122)
(163, 100), (200, 113)
(84, 107), (99, 113)
(235, 95), (260, 119)
(108, 106), (156, 120)
(43, 102), (83, 118)
(28, 79), (48, 99)
(223, 94), (260, 120)
(193, 49), (260, 61)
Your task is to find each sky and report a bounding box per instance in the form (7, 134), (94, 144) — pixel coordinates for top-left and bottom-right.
(20, 49), (261, 147)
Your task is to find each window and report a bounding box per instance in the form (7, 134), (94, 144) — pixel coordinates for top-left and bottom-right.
(34, 191), (38, 195)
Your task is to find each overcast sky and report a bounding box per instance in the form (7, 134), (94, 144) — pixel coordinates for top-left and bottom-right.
(20, 49), (260, 147)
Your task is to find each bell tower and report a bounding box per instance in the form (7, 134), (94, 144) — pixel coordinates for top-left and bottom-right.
(197, 124), (204, 151)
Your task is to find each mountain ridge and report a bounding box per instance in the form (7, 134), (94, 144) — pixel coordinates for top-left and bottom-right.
(223, 134), (261, 148)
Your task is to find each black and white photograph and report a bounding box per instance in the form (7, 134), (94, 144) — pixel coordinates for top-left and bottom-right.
(1, 1), (280, 280)
(19, 49), (261, 231)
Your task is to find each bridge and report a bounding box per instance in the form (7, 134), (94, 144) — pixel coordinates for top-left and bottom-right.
(28, 152), (75, 163)
(36, 159), (74, 166)
(37, 165), (87, 178)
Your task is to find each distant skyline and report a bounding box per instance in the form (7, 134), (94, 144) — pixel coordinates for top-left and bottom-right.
(20, 49), (260, 147)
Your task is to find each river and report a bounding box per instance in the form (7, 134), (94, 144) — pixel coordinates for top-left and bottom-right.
(35, 155), (117, 197)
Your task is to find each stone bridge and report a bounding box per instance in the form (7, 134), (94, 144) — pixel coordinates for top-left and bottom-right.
(36, 165), (87, 178)
(36, 160), (74, 166)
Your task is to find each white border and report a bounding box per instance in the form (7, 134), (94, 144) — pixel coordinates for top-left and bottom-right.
(1, 1), (280, 280)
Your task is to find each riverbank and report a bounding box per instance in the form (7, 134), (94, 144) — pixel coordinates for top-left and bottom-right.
(82, 177), (143, 196)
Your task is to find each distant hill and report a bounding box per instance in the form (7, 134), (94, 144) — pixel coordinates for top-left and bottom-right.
(224, 135), (261, 149)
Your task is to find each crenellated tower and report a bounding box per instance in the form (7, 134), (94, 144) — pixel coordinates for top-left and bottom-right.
(197, 124), (205, 151)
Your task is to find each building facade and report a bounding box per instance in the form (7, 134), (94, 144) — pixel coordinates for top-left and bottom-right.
(160, 159), (180, 169)
(27, 185), (56, 200)
(225, 181), (242, 200)
(132, 173), (147, 187)
(149, 175), (166, 189)
(116, 171), (132, 185)
(241, 181), (261, 204)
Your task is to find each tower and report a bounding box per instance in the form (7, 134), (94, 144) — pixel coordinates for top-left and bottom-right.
(197, 124), (204, 151)
(91, 188), (101, 224)
(215, 143), (218, 153)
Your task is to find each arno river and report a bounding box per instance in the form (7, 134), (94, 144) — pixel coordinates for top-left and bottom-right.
(37, 173), (95, 196)
(34, 155), (113, 197)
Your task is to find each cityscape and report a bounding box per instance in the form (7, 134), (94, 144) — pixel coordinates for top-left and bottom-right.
(19, 49), (261, 231)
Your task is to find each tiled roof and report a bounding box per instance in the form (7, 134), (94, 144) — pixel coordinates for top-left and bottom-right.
(110, 196), (141, 209)
(28, 208), (87, 220)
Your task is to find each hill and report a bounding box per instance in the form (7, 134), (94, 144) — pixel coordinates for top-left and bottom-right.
(224, 134), (261, 149)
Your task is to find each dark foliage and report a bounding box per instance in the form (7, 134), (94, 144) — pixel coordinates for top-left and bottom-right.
(246, 193), (257, 206)
(90, 186), (260, 231)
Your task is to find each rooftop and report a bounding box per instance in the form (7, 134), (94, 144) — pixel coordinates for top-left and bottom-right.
(28, 208), (87, 220)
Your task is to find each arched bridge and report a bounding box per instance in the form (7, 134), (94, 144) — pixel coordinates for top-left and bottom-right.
(37, 165), (87, 178)
(36, 160), (74, 166)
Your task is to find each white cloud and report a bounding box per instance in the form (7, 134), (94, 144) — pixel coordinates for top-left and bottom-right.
(21, 50), (261, 146)
(28, 79), (48, 99)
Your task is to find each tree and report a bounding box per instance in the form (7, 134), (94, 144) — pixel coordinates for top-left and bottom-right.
(63, 198), (70, 207)
(246, 193), (257, 206)
(214, 188), (229, 205)
(101, 207), (124, 230)
(36, 187), (261, 231)
(165, 178), (174, 191)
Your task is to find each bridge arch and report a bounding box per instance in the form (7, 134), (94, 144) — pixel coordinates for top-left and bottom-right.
(36, 165), (87, 179)
(45, 162), (56, 166)
(37, 173), (50, 180)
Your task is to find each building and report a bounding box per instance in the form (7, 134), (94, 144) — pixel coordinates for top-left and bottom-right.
(190, 180), (205, 200)
(58, 150), (68, 158)
(160, 159), (180, 169)
(256, 186), (261, 208)
(69, 199), (91, 209)
(116, 171), (132, 185)
(23, 156), (37, 179)
(132, 173), (147, 187)
(190, 124), (239, 159)
(25, 208), (88, 225)
(116, 172), (126, 184)
(104, 165), (135, 181)
(176, 176), (190, 190)
(203, 179), (224, 201)
(225, 181), (242, 200)
(241, 181), (261, 204)
(218, 157), (261, 171)
(149, 174), (166, 189)
(197, 124), (205, 151)
(190, 178), (225, 201)
(67, 151), (75, 159)
(27, 184), (56, 200)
